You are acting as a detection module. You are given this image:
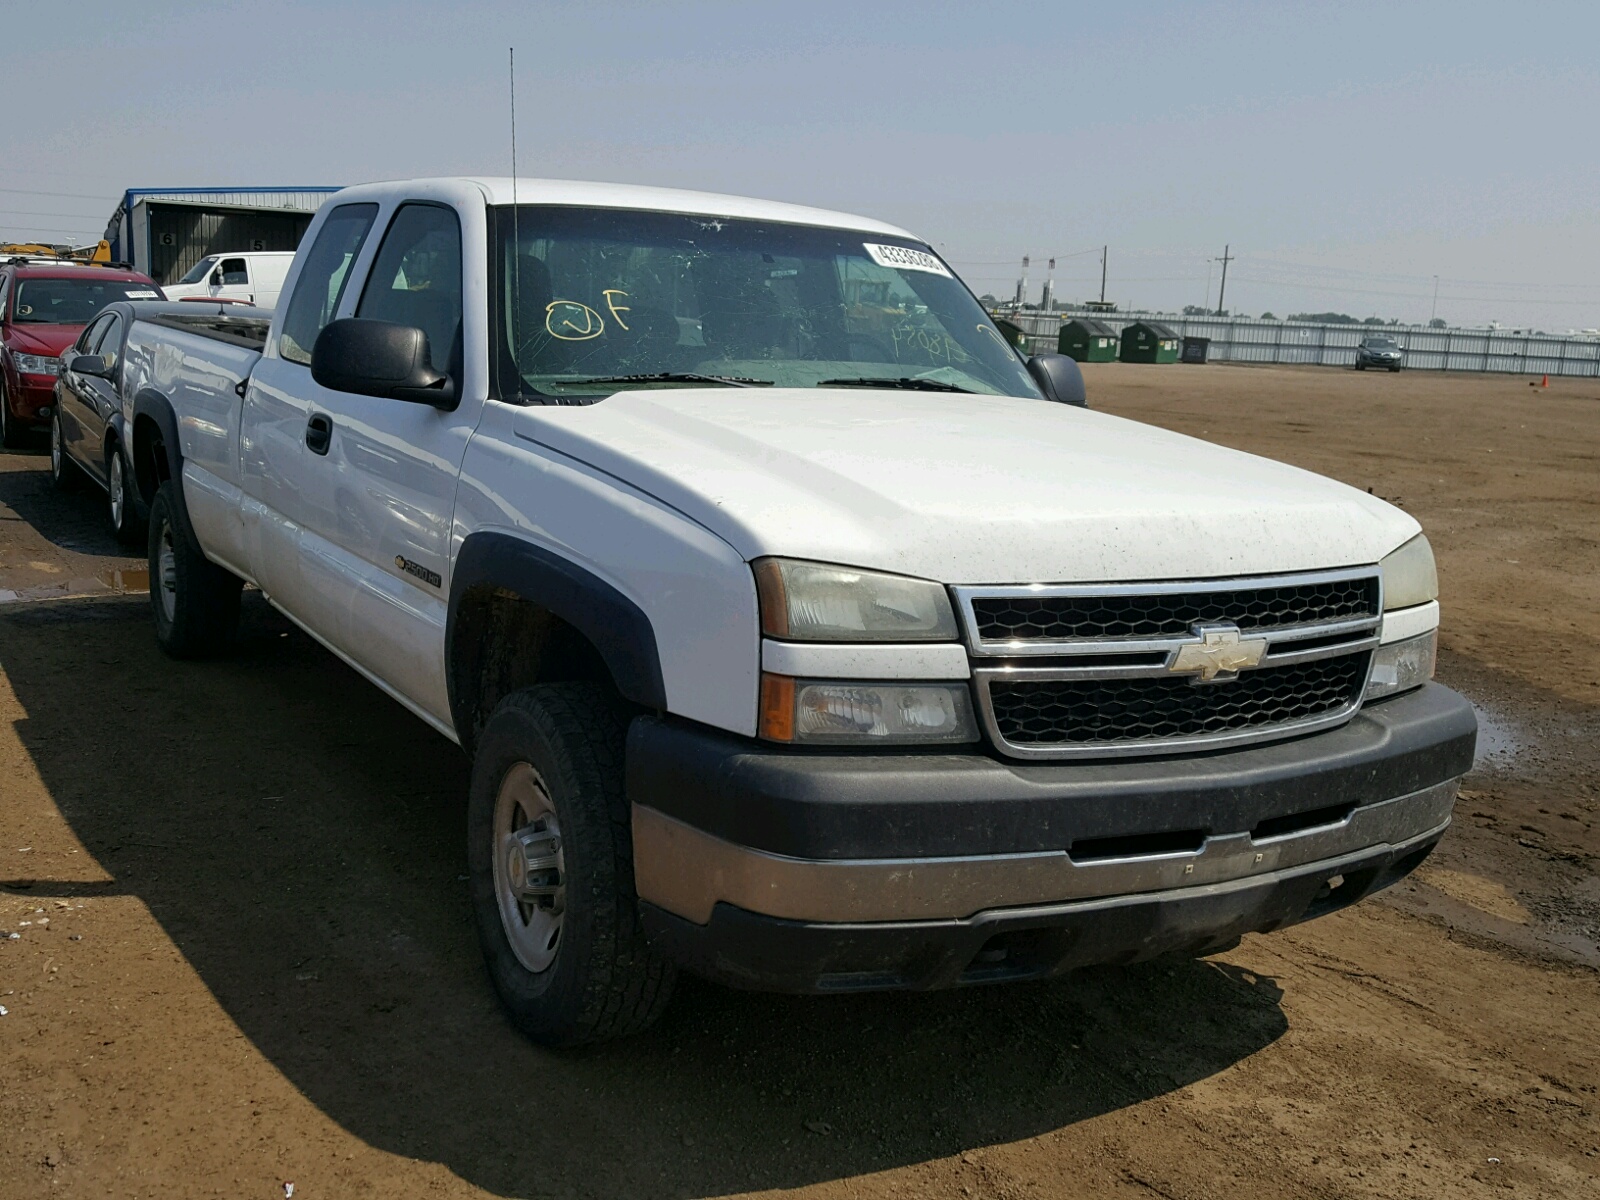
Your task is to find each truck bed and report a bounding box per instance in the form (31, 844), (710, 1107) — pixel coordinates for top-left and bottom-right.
(138, 307), (271, 351)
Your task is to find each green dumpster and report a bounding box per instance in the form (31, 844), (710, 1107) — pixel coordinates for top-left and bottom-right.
(991, 317), (1030, 355)
(1058, 318), (1119, 363)
(1119, 320), (1180, 364)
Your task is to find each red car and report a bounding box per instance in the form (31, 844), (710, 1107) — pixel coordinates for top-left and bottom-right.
(0, 260), (163, 447)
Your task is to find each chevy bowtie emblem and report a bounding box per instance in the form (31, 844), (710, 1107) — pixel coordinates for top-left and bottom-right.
(1169, 623), (1267, 683)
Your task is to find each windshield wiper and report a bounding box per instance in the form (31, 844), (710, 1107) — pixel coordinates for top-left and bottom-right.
(558, 372), (771, 388)
(817, 376), (975, 394)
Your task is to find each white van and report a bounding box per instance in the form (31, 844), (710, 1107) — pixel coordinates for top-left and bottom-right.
(161, 251), (296, 309)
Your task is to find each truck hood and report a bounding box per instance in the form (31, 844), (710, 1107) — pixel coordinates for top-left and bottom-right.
(513, 388), (1419, 583)
(6, 323), (81, 358)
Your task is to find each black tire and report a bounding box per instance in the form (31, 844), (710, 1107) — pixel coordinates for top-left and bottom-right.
(0, 380), (27, 449)
(106, 445), (142, 544)
(468, 682), (675, 1047)
(147, 480), (242, 658)
(49, 409), (79, 490)
(1390, 366), (1401, 373)
(1355, 361), (1366, 371)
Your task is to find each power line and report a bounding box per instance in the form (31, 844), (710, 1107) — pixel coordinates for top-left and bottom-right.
(0, 223), (103, 236)
(0, 208), (112, 220)
(0, 186), (112, 201)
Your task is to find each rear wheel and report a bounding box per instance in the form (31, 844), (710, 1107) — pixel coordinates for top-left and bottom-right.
(107, 448), (141, 543)
(49, 410), (79, 490)
(468, 682), (675, 1047)
(148, 481), (242, 658)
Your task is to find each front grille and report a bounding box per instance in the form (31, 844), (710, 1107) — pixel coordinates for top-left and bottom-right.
(986, 653), (1370, 750)
(970, 576), (1378, 644)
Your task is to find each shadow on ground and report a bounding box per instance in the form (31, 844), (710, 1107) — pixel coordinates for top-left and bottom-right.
(0, 597), (1287, 1198)
(0, 448), (127, 562)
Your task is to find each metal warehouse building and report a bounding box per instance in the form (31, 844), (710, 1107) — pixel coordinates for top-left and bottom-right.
(102, 187), (342, 284)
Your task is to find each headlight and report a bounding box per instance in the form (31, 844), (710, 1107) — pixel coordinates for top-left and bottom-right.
(1365, 630), (1436, 700)
(14, 353), (61, 377)
(754, 558), (958, 642)
(759, 675), (978, 745)
(1380, 534), (1437, 610)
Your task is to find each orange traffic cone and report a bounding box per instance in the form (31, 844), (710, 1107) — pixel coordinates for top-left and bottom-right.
(1541, 374), (1549, 388)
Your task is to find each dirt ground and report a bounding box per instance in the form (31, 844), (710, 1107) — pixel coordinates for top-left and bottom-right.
(1, 364), (1596, 1200)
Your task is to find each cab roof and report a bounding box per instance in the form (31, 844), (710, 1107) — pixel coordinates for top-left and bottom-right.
(339, 176), (922, 241)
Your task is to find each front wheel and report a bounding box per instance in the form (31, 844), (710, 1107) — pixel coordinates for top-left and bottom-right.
(0, 381), (26, 449)
(468, 682), (675, 1047)
(148, 481), (242, 658)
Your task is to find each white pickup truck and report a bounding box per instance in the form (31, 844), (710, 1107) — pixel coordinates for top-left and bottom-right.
(103, 177), (1476, 1047)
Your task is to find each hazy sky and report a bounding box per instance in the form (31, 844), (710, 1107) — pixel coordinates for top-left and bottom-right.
(6, 1), (1598, 330)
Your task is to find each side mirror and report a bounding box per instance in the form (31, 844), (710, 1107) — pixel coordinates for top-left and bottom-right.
(310, 317), (458, 409)
(70, 354), (115, 379)
(211, 268), (224, 286)
(1026, 353), (1088, 408)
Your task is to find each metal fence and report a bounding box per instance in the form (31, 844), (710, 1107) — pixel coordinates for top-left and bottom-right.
(1000, 310), (1600, 377)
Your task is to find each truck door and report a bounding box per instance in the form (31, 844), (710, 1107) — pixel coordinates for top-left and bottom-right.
(238, 202), (379, 628)
(296, 201), (477, 725)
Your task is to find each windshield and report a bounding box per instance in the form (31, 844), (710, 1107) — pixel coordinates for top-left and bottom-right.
(1364, 338), (1398, 349)
(491, 206), (1041, 401)
(12, 278), (159, 324)
(177, 256), (218, 285)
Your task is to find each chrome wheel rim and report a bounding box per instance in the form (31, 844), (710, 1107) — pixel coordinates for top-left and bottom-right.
(157, 518), (177, 622)
(109, 454), (124, 526)
(491, 761), (566, 974)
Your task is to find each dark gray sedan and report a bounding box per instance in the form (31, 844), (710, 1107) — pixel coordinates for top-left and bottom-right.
(1356, 336), (1405, 371)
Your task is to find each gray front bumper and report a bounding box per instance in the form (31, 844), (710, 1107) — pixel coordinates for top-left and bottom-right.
(634, 779), (1457, 925)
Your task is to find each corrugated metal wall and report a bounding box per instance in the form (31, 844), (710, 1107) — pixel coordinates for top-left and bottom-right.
(1001, 310), (1600, 378)
(143, 203), (315, 284)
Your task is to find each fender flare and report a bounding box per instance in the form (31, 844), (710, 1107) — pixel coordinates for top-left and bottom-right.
(129, 390), (199, 549)
(130, 389), (183, 492)
(446, 532), (667, 738)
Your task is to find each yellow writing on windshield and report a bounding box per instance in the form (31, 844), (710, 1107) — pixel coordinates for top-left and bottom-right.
(603, 289), (632, 331)
(546, 300), (604, 341)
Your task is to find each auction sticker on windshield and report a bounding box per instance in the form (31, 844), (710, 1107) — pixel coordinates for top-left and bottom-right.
(864, 243), (952, 277)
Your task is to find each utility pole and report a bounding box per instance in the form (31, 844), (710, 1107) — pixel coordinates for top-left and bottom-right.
(1431, 275), (1440, 324)
(1215, 244), (1234, 316)
(1100, 245), (1108, 304)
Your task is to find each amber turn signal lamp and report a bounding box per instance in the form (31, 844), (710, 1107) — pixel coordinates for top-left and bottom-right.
(758, 672), (795, 742)
(752, 558), (790, 638)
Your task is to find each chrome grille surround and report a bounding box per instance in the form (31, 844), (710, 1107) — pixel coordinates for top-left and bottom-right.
(953, 567), (1381, 760)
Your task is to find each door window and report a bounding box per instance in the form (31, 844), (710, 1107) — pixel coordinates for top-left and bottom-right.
(93, 314), (125, 366)
(77, 313), (114, 354)
(356, 204), (463, 378)
(219, 258), (249, 286)
(278, 203), (379, 365)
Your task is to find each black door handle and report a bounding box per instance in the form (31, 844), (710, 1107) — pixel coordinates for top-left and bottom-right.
(305, 413), (332, 456)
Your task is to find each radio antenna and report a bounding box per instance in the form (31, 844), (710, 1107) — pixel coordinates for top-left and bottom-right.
(509, 46), (522, 392)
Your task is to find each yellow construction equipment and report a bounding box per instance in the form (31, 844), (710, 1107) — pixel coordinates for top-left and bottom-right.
(0, 239), (114, 263)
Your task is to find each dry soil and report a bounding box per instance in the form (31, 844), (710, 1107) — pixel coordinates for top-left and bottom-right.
(1, 363), (1596, 1199)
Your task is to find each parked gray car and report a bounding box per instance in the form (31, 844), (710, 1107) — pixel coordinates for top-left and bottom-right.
(1356, 336), (1404, 372)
